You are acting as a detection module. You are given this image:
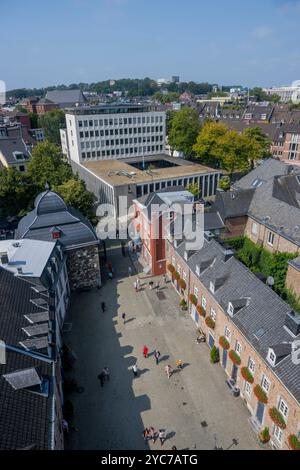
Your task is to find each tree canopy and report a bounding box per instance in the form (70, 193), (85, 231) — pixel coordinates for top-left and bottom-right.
(54, 177), (96, 222)
(168, 107), (201, 157)
(38, 109), (66, 145)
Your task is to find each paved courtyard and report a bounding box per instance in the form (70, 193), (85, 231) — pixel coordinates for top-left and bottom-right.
(64, 241), (260, 450)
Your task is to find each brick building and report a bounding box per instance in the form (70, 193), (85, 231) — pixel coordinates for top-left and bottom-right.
(166, 236), (300, 450)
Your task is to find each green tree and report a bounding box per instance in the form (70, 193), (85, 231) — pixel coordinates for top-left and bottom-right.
(242, 126), (271, 168)
(0, 168), (36, 217)
(218, 176), (231, 191)
(186, 182), (200, 199)
(193, 121), (228, 167)
(38, 109), (66, 145)
(29, 112), (39, 129)
(54, 177), (96, 222)
(168, 107), (200, 157)
(250, 87), (280, 103)
(218, 130), (250, 177)
(27, 141), (72, 190)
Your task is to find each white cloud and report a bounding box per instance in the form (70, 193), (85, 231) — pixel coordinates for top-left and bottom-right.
(252, 26), (273, 39)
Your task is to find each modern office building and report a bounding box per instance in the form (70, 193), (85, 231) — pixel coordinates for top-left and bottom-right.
(63, 104), (166, 164)
(263, 80), (300, 104)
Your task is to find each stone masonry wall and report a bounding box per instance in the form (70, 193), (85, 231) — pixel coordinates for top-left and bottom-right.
(67, 244), (101, 291)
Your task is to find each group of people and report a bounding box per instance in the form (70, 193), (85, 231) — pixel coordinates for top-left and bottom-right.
(97, 367), (110, 387)
(142, 427), (167, 446)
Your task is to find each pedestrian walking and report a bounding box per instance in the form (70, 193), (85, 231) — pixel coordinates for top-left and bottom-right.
(149, 281), (154, 290)
(158, 429), (166, 446)
(132, 364), (138, 377)
(149, 427), (156, 442)
(165, 364), (172, 379)
(103, 366), (110, 381)
(97, 371), (105, 387)
(128, 266), (132, 277)
(143, 345), (149, 358)
(122, 312), (126, 324)
(176, 359), (183, 370)
(163, 274), (167, 284)
(142, 428), (150, 443)
(171, 445), (177, 451)
(101, 301), (106, 313)
(154, 349), (161, 365)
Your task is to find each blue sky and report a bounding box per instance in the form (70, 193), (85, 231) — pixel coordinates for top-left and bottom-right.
(1, 0), (300, 89)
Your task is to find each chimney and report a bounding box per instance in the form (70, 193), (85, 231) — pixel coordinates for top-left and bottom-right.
(223, 249), (234, 262)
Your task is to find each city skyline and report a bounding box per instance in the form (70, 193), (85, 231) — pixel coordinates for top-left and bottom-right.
(1, 0), (300, 90)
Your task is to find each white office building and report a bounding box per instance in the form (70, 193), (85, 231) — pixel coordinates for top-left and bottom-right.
(263, 80), (300, 104)
(63, 104), (166, 164)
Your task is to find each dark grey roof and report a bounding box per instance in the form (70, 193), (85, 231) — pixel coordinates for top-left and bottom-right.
(45, 90), (86, 107)
(173, 238), (300, 403)
(0, 138), (31, 165)
(289, 256), (300, 272)
(214, 189), (255, 219)
(16, 191), (98, 249)
(0, 268), (52, 449)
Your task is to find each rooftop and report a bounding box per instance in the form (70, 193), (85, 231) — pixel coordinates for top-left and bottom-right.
(65, 103), (158, 115)
(82, 155), (220, 187)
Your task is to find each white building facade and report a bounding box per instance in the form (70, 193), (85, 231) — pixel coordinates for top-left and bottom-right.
(63, 104), (166, 164)
(263, 80), (300, 104)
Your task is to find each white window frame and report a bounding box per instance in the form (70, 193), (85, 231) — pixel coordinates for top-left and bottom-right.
(235, 341), (242, 356)
(194, 287), (199, 298)
(251, 222), (258, 235)
(210, 308), (216, 321)
(273, 425), (284, 445)
(278, 398), (289, 419)
(261, 375), (270, 393)
(225, 326), (231, 340)
(195, 265), (200, 276)
(227, 302), (234, 316)
(244, 381), (252, 398)
(209, 281), (215, 293)
(267, 348), (276, 366)
(248, 358), (255, 375)
(267, 231), (275, 247)
(202, 296), (207, 310)
(182, 271), (187, 282)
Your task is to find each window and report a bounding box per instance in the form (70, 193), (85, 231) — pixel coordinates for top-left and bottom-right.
(210, 308), (216, 321)
(267, 231), (275, 246)
(248, 358), (255, 374)
(194, 287), (199, 298)
(228, 302), (234, 316)
(209, 281), (215, 293)
(225, 326), (231, 340)
(278, 398), (289, 419)
(261, 375), (270, 393)
(202, 296), (207, 310)
(244, 381), (252, 398)
(235, 341), (242, 355)
(274, 426), (284, 444)
(182, 271), (187, 281)
(251, 222), (258, 235)
(267, 349), (276, 366)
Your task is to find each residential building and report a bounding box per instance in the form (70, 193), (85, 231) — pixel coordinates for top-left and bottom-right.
(45, 89), (87, 109)
(214, 159), (300, 254)
(131, 188), (224, 275)
(272, 124), (300, 163)
(0, 136), (31, 172)
(0, 267), (64, 449)
(16, 190), (101, 290)
(63, 104), (166, 165)
(72, 154), (222, 217)
(35, 98), (59, 115)
(0, 238), (70, 344)
(20, 96), (40, 114)
(166, 236), (300, 450)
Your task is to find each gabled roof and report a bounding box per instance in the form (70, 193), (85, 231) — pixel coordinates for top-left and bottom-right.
(45, 89), (86, 107)
(0, 138), (31, 165)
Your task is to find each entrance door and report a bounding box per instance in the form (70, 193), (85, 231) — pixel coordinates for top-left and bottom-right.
(231, 364), (238, 382)
(208, 333), (215, 349)
(222, 349), (228, 369)
(256, 401), (265, 425)
(191, 305), (199, 325)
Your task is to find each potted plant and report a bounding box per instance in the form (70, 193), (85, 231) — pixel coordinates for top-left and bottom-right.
(219, 336), (230, 350)
(210, 345), (220, 364)
(174, 271), (180, 281)
(269, 407), (286, 430)
(288, 434), (300, 451)
(180, 298), (188, 311)
(253, 384), (268, 404)
(178, 278), (186, 291)
(258, 427), (270, 445)
(229, 350), (241, 366)
(167, 264), (175, 274)
(197, 305), (206, 317)
(205, 316), (216, 330)
(241, 367), (254, 384)
(189, 294), (198, 306)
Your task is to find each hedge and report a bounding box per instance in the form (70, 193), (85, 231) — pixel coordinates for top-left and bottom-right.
(253, 384), (268, 404)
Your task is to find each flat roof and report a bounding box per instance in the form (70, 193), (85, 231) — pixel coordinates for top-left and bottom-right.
(65, 103), (160, 115)
(82, 155), (220, 187)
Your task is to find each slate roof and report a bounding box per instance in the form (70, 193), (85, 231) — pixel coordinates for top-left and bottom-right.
(0, 138), (31, 165)
(0, 268), (53, 449)
(16, 191), (99, 249)
(45, 90), (87, 108)
(215, 160), (300, 247)
(173, 238), (300, 404)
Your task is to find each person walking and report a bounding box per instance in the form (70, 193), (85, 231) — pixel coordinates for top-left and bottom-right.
(154, 349), (161, 365)
(163, 274), (167, 284)
(132, 364), (138, 377)
(97, 371), (105, 387)
(122, 312), (126, 324)
(128, 266), (132, 277)
(176, 359), (183, 370)
(165, 364), (172, 379)
(149, 427), (156, 443)
(143, 345), (149, 358)
(143, 428), (150, 443)
(103, 367), (110, 382)
(158, 429), (166, 446)
(101, 301), (106, 313)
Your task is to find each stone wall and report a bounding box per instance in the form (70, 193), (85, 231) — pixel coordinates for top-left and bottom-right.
(67, 244), (101, 291)
(286, 262), (300, 299)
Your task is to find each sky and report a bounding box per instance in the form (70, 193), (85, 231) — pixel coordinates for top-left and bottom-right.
(1, 0), (300, 90)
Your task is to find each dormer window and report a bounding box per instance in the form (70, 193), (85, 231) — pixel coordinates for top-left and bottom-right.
(210, 281), (215, 293)
(228, 302), (234, 317)
(267, 348), (276, 366)
(184, 251), (188, 261)
(196, 265), (200, 276)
